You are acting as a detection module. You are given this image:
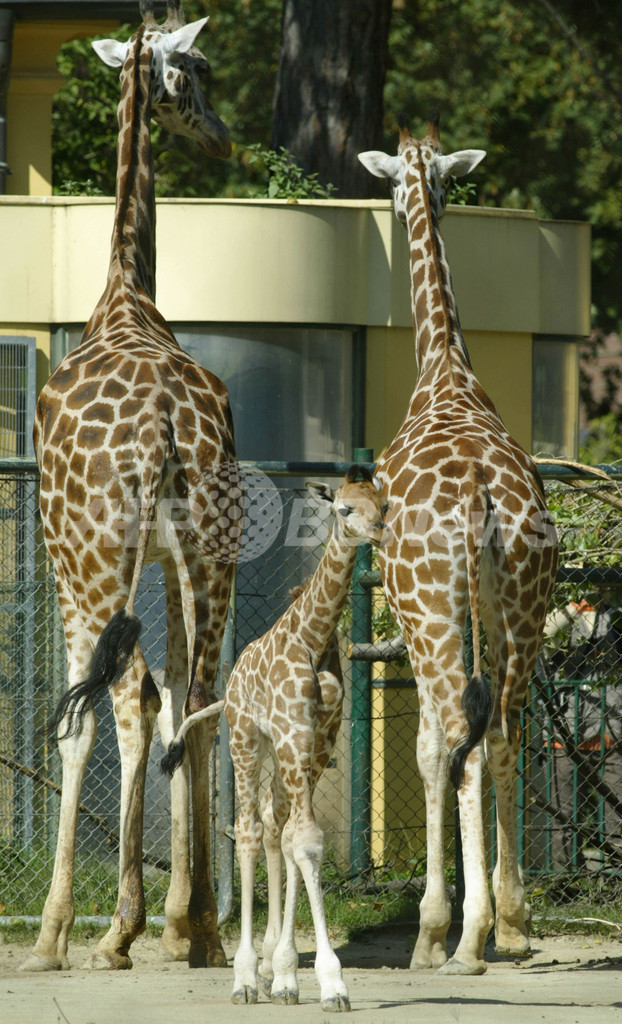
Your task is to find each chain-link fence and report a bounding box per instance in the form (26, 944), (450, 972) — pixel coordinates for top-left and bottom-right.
(0, 460), (621, 926)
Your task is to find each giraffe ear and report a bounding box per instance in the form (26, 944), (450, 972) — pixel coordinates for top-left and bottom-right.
(437, 149), (486, 181)
(161, 16), (209, 56)
(92, 38), (128, 68)
(358, 151), (401, 182)
(305, 481), (335, 506)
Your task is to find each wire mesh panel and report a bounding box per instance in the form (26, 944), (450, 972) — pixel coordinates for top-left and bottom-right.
(0, 461), (621, 925)
(0, 338), (36, 458)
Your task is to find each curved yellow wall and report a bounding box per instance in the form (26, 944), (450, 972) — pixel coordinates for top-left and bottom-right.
(6, 19), (120, 196)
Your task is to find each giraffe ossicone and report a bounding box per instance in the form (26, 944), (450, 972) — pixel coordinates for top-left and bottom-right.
(162, 465), (388, 1012)
(22, 0), (236, 975)
(359, 113), (558, 975)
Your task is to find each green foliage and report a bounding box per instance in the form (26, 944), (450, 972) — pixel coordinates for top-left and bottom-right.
(448, 180), (477, 206)
(386, 0), (622, 333)
(246, 144), (337, 199)
(579, 414), (622, 466)
(52, 0), (282, 198)
(57, 179), (105, 197)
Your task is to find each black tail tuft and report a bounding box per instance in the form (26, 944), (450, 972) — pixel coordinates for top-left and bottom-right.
(160, 738), (186, 778)
(49, 608), (142, 740)
(449, 674), (492, 790)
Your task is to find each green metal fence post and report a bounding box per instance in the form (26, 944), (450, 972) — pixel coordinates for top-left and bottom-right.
(216, 581), (236, 924)
(350, 448), (373, 877)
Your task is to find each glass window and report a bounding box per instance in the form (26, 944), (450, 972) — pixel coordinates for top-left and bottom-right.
(532, 336), (579, 458)
(52, 324), (354, 462)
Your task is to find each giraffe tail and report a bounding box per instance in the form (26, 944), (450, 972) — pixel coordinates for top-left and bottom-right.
(160, 700), (225, 778)
(448, 470), (495, 789)
(48, 608), (142, 740)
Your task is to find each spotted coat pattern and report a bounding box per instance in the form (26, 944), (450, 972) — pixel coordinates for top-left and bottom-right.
(360, 118), (558, 976)
(23, 4), (236, 975)
(225, 469), (387, 1012)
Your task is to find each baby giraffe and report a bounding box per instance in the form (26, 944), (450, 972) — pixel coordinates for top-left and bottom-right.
(227, 465), (386, 1012)
(162, 465), (387, 1011)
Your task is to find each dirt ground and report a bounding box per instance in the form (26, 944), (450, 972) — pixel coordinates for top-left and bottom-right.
(2, 924), (621, 1024)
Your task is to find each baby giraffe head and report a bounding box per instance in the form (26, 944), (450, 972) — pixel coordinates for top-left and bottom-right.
(306, 464), (389, 548)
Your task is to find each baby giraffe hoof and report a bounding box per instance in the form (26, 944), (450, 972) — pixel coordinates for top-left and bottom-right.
(232, 986), (258, 1005)
(321, 993), (351, 1013)
(257, 971), (273, 996)
(271, 987), (299, 1005)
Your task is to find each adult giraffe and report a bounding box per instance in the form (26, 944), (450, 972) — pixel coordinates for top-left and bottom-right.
(22, 0), (238, 972)
(359, 114), (558, 974)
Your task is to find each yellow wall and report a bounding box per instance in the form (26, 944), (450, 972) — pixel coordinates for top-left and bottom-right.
(7, 20), (122, 196)
(365, 327), (534, 457)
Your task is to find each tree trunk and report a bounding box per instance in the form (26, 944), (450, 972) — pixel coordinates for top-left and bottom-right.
(273, 0), (392, 198)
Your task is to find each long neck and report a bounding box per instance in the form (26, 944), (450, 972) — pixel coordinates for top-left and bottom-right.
(85, 28), (156, 339)
(406, 150), (473, 395)
(111, 31), (156, 300)
(297, 526), (358, 655)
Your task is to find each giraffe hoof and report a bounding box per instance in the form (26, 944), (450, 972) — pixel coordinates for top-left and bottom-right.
(409, 942), (447, 971)
(496, 943), (531, 959)
(160, 944), (190, 962)
(83, 950), (133, 970)
(232, 985), (258, 1004)
(271, 987), (299, 1005)
(257, 971), (273, 996)
(436, 956), (487, 976)
(207, 946), (228, 968)
(19, 952), (66, 973)
(160, 925), (191, 962)
(321, 994), (351, 1013)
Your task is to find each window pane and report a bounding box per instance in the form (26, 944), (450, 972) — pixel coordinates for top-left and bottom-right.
(532, 337), (579, 458)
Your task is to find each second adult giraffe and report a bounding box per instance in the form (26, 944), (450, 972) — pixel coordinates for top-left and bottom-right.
(23, 1), (237, 973)
(359, 115), (558, 974)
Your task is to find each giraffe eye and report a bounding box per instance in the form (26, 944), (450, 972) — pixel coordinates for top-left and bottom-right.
(337, 505), (353, 518)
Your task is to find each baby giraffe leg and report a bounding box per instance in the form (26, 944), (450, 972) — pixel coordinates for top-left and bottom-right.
(258, 773), (290, 995)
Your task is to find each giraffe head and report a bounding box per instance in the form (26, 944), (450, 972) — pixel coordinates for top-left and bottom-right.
(358, 111), (485, 224)
(306, 465), (389, 548)
(92, 0), (231, 159)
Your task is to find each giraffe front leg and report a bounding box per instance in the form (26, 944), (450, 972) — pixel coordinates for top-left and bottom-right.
(85, 662), (161, 970)
(292, 814), (350, 1012)
(21, 706), (97, 972)
(269, 813), (301, 1006)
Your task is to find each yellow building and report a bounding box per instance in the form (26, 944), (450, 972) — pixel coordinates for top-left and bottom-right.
(0, 2), (591, 874)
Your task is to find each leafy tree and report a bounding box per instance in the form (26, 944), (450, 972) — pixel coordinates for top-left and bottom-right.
(384, 0), (622, 334)
(52, 0), (622, 340)
(52, 0), (282, 198)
